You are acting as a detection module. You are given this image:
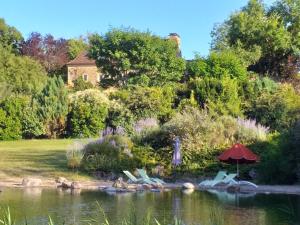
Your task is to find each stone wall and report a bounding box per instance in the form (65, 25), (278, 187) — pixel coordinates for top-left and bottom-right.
(67, 65), (101, 86)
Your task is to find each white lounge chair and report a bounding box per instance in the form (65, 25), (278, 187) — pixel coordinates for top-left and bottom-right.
(199, 171), (227, 187)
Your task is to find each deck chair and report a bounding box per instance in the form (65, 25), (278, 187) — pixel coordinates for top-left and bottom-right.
(211, 173), (237, 187)
(199, 171), (227, 187)
(123, 170), (154, 185)
(137, 169), (165, 185)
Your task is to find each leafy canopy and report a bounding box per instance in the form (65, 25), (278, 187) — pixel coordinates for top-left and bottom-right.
(89, 28), (186, 87)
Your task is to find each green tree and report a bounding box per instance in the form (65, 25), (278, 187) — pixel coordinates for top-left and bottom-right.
(0, 18), (23, 53)
(187, 51), (248, 80)
(36, 76), (68, 138)
(67, 38), (88, 60)
(212, 0), (299, 79)
(89, 28), (186, 87)
(0, 46), (47, 95)
(68, 89), (109, 137)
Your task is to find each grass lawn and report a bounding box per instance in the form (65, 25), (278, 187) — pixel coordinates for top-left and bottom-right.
(0, 139), (91, 181)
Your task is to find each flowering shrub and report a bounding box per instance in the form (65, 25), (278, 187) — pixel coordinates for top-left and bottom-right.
(236, 117), (269, 142)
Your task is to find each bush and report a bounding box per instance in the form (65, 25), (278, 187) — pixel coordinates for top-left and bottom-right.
(68, 89), (109, 137)
(72, 76), (94, 91)
(111, 85), (175, 122)
(189, 76), (242, 117)
(81, 134), (140, 172)
(246, 84), (300, 131)
(66, 141), (84, 169)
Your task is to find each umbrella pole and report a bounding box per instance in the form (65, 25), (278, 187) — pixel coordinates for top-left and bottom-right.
(237, 160), (239, 178)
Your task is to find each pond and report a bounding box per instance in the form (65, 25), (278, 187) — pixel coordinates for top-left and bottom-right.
(0, 188), (299, 225)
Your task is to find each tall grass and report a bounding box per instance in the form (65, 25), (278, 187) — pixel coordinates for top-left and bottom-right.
(0, 203), (225, 225)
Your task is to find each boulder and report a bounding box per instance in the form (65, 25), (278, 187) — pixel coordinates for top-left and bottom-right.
(60, 181), (72, 189)
(182, 182), (195, 189)
(22, 178), (42, 187)
(71, 181), (82, 189)
(227, 185), (240, 193)
(142, 184), (152, 190)
(112, 177), (128, 189)
(56, 177), (67, 184)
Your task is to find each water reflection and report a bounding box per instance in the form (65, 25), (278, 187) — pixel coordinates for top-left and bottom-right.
(0, 188), (299, 225)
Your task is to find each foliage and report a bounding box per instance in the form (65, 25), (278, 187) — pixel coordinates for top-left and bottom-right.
(0, 45), (47, 95)
(81, 135), (138, 172)
(72, 76), (94, 91)
(112, 86), (175, 121)
(66, 141), (85, 169)
(189, 76), (242, 116)
(21, 32), (69, 74)
(68, 89), (109, 137)
(35, 76), (68, 138)
(187, 51), (248, 80)
(67, 37), (88, 60)
(211, 0), (300, 79)
(89, 28), (186, 87)
(246, 84), (300, 131)
(0, 18), (23, 54)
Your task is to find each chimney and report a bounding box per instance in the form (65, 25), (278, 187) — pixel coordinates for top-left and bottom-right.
(168, 33), (182, 57)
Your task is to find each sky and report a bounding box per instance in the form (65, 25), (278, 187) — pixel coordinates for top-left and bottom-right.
(0, 0), (275, 59)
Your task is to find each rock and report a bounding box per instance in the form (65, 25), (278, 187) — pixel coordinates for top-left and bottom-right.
(112, 177), (128, 189)
(227, 185), (240, 193)
(22, 178), (42, 187)
(56, 177), (67, 183)
(142, 184), (152, 190)
(182, 189), (194, 195)
(182, 182), (195, 189)
(60, 181), (72, 189)
(71, 181), (82, 189)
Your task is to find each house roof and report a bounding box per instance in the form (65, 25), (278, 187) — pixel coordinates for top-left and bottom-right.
(66, 51), (96, 66)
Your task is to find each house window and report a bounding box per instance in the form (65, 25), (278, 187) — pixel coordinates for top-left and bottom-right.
(83, 74), (88, 81)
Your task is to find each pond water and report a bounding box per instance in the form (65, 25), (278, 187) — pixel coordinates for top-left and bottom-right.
(0, 188), (299, 225)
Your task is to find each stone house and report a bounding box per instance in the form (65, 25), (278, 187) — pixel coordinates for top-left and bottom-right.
(66, 51), (101, 86)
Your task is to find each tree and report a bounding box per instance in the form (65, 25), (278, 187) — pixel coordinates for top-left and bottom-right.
(211, 0), (300, 80)
(67, 38), (88, 60)
(89, 28), (186, 87)
(21, 32), (69, 74)
(187, 51), (248, 80)
(0, 18), (23, 53)
(0, 45), (47, 95)
(36, 76), (68, 138)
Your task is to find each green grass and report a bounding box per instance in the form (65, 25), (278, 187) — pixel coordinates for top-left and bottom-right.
(0, 139), (91, 181)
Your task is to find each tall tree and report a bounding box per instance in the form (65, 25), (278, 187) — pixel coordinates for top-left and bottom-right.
(0, 45), (47, 95)
(211, 0), (300, 80)
(35, 76), (68, 138)
(21, 32), (69, 74)
(89, 28), (186, 87)
(67, 38), (88, 60)
(0, 18), (23, 53)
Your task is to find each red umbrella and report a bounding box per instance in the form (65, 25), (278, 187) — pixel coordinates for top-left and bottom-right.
(218, 143), (259, 177)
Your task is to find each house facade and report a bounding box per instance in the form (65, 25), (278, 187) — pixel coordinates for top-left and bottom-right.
(66, 51), (101, 86)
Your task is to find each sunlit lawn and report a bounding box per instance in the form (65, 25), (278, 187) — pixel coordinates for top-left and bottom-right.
(0, 139), (91, 181)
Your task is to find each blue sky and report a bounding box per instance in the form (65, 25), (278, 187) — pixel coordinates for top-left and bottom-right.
(0, 0), (275, 59)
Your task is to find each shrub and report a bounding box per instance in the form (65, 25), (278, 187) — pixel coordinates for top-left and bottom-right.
(72, 76), (94, 91)
(81, 134), (139, 172)
(111, 86), (175, 122)
(68, 89), (109, 137)
(189, 76), (242, 117)
(246, 84), (300, 131)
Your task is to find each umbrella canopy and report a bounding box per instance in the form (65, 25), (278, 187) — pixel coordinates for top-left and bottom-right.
(218, 143), (259, 177)
(218, 143), (259, 164)
(172, 136), (182, 166)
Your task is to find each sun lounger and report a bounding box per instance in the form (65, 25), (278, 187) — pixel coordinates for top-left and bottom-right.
(199, 171), (227, 187)
(211, 173), (237, 187)
(123, 170), (154, 185)
(137, 169), (166, 185)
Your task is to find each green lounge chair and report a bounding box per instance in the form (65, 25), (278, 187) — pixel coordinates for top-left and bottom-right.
(210, 173), (237, 187)
(123, 170), (154, 185)
(199, 171), (227, 187)
(137, 169), (166, 185)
